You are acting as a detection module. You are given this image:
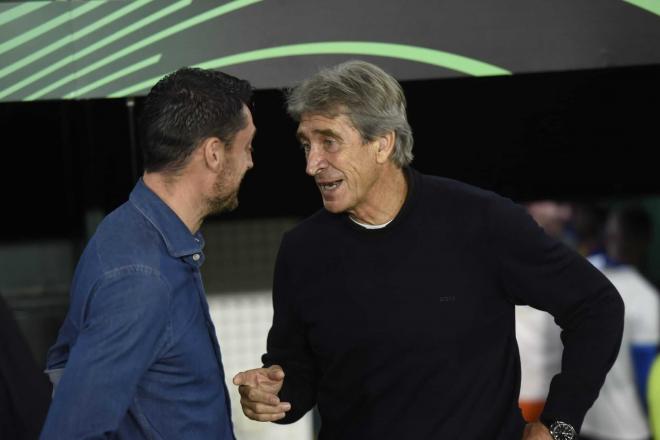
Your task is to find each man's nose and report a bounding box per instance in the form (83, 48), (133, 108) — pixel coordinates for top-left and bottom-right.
(305, 145), (326, 176)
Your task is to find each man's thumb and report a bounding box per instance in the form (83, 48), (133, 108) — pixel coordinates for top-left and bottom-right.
(267, 365), (285, 381)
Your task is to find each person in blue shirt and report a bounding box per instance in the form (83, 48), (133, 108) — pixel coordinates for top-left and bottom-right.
(40, 67), (256, 439)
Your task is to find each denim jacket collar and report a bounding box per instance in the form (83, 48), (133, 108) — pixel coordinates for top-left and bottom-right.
(129, 178), (205, 260)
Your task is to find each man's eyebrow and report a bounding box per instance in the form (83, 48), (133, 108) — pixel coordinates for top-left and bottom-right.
(297, 128), (343, 141)
(315, 128), (342, 140)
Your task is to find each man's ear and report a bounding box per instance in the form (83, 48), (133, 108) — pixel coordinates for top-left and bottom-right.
(201, 137), (225, 171)
(375, 131), (396, 164)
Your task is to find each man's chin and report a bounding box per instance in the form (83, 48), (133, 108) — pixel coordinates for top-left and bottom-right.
(208, 195), (239, 215)
(322, 199), (346, 214)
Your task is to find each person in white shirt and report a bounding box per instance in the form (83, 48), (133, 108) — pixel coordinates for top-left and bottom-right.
(581, 205), (659, 440)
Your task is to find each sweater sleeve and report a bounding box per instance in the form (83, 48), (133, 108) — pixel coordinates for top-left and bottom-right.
(487, 196), (624, 432)
(262, 234), (318, 424)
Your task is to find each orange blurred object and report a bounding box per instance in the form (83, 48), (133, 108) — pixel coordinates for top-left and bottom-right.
(519, 400), (545, 422)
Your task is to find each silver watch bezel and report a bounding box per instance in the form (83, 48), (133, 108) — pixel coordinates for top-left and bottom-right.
(549, 421), (577, 440)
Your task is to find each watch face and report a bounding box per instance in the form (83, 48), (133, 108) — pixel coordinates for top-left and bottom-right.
(550, 421), (576, 440)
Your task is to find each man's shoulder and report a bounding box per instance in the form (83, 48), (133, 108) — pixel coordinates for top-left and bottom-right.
(68, 202), (171, 325)
(412, 171), (534, 241)
(416, 171), (510, 217)
(82, 201), (165, 274)
(418, 172), (501, 203)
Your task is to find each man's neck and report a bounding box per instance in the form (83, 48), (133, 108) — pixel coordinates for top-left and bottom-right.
(349, 167), (407, 225)
(142, 172), (205, 234)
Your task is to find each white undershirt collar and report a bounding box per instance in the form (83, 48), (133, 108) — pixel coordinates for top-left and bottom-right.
(349, 216), (392, 229)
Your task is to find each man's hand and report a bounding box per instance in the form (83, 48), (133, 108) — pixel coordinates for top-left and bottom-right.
(522, 421), (553, 439)
(232, 365), (291, 422)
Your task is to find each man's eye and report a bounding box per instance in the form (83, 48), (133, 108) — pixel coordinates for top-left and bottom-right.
(300, 143), (310, 153)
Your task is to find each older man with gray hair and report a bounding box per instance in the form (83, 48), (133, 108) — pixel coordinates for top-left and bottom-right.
(233, 60), (623, 440)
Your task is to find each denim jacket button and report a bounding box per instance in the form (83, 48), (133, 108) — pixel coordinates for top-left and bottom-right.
(192, 254), (200, 261)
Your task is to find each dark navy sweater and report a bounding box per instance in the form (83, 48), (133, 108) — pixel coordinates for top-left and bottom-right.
(263, 168), (623, 439)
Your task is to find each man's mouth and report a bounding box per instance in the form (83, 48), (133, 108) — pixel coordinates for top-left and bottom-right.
(318, 179), (343, 192)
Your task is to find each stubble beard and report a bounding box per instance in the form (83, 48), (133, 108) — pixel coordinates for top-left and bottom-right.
(206, 173), (240, 216)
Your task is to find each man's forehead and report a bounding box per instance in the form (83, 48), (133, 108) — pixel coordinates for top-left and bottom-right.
(297, 112), (355, 136)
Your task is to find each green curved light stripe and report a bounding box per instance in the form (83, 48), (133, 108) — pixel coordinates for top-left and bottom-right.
(109, 42), (510, 98)
(0, 0), (153, 81)
(623, 0), (660, 16)
(198, 42), (511, 75)
(65, 54), (162, 99)
(2, 0), (191, 101)
(24, 0), (263, 101)
(0, 2), (49, 28)
(0, 2), (103, 56)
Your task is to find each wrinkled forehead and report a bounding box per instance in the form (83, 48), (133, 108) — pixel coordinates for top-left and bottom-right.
(301, 103), (346, 119)
(296, 109), (358, 138)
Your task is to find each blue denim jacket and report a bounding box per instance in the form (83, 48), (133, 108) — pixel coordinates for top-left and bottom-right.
(41, 179), (235, 439)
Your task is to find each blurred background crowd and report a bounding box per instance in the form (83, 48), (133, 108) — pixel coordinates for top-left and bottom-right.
(519, 200), (660, 440)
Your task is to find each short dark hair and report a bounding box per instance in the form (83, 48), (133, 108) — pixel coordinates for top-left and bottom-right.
(140, 67), (252, 173)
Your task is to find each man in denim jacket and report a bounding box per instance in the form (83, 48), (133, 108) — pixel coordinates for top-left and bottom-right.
(41, 67), (255, 439)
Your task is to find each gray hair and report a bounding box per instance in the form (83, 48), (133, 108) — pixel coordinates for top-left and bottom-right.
(286, 60), (414, 167)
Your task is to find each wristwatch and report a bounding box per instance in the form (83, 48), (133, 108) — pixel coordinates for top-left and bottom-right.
(542, 420), (577, 440)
